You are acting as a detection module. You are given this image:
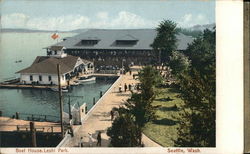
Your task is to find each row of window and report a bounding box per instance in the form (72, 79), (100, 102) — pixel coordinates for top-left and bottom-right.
(76, 40), (137, 46)
(69, 50), (152, 55)
(29, 75), (52, 81)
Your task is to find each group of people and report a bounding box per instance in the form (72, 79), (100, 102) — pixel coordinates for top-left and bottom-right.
(79, 131), (102, 147)
(118, 83), (138, 93)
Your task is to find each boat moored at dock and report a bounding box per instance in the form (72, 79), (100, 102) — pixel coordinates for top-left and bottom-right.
(77, 75), (96, 84)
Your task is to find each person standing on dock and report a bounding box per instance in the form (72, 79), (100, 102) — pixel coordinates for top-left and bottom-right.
(110, 110), (114, 121)
(119, 84), (122, 92)
(96, 131), (102, 147)
(88, 133), (93, 147)
(79, 137), (84, 147)
(124, 83), (127, 92)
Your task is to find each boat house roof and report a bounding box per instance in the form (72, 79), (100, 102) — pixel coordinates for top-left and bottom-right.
(17, 55), (92, 74)
(52, 29), (194, 51)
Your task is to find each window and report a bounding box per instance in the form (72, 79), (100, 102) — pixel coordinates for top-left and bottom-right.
(30, 75), (33, 81)
(39, 75), (42, 81)
(76, 40), (99, 46)
(48, 76), (52, 81)
(116, 40), (137, 46)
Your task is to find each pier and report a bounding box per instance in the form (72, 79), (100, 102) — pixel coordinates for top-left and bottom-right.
(57, 67), (161, 147)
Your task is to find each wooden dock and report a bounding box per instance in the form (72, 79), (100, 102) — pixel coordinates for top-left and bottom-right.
(0, 83), (53, 89)
(0, 117), (62, 133)
(0, 73), (119, 89)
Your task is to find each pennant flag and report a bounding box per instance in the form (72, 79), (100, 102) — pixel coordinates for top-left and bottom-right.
(51, 33), (59, 40)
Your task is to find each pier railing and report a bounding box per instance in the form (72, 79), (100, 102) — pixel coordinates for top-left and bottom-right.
(16, 125), (60, 133)
(17, 113), (60, 122)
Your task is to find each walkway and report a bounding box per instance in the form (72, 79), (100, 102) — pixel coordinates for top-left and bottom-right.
(62, 69), (161, 147)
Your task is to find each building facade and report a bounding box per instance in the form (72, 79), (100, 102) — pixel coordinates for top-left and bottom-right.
(51, 29), (194, 67)
(17, 46), (94, 85)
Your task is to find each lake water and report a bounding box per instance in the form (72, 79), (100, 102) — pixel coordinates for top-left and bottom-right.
(0, 33), (115, 121)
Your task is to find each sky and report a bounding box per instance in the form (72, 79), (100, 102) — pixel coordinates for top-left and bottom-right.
(0, 0), (215, 31)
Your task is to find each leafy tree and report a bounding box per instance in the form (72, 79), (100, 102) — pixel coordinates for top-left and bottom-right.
(125, 93), (158, 128)
(172, 28), (215, 147)
(106, 112), (141, 147)
(138, 65), (163, 101)
(168, 51), (191, 76)
(151, 20), (178, 63)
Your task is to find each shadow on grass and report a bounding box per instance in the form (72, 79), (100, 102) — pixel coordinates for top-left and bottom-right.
(153, 118), (178, 126)
(159, 105), (179, 112)
(168, 88), (181, 94)
(155, 97), (174, 102)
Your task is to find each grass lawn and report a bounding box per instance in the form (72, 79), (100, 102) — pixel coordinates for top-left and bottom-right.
(143, 87), (184, 147)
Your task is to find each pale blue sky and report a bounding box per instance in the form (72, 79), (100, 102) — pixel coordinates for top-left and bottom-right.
(1, 0), (215, 31)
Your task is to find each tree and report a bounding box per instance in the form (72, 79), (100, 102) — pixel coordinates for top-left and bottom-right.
(168, 51), (191, 76)
(125, 93), (158, 128)
(138, 65), (163, 101)
(106, 111), (141, 147)
(151, 20), (178, 64)
(172, 28), (215, 147)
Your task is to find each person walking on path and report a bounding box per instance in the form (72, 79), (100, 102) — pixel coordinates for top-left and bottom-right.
(88, 133), (93, 147)
(124, 83), (128, 92)
(119, 84), (122, 93)
(96, 131), (102, 147)
(79, 137), (84, 147)
(110, 110), (114, 121)
(128, 84), (131, 91)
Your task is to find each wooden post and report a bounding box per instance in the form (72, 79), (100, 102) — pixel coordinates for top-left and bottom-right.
(57, 64), (64, 138)
(93, 97), (95, 105)
(100, 91), (103, 98)
(16, 112), (19, 119)
(68, 96), (72, 119)
(30, 121), (37, 147)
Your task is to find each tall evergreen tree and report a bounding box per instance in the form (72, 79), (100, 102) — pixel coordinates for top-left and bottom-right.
(151, 20), (178, 63)
(171, 28), (216, 147)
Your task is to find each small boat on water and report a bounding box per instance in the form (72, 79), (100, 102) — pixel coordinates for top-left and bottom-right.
(71, 80), (80, 86)
(15, 60), (22, 63)
(50, 86), (69, 92)
(78, 75), (96, 84)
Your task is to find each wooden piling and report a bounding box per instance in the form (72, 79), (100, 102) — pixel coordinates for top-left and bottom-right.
(57, 64), (64, 138)
(100, 91), (103, 98)
(16, 112), (19, 119)
(30, 121), (37, 147)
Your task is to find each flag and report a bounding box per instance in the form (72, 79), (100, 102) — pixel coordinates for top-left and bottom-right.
(51, 33), (59, 40)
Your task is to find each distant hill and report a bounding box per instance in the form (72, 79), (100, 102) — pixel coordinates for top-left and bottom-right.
(0, 28), (87, 33)
(177, 23), (215, 38)
(1, 23), (215, 34)
(1, 28), (59, 33)
(188, 23), (215, 31)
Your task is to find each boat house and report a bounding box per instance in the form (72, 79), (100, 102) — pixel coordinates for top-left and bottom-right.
(16, 46), (94, 85)
(50, 29), (194, 67)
